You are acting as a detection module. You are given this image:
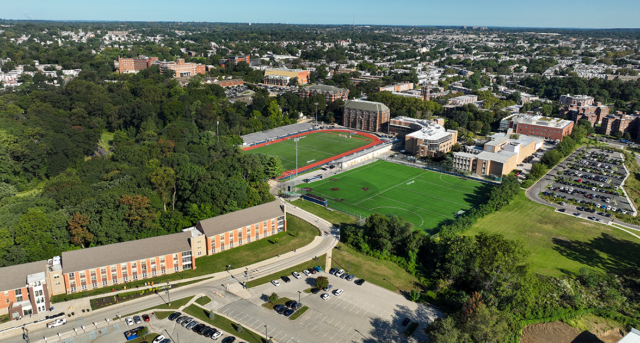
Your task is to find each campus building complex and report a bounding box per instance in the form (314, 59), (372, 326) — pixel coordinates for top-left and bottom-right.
(263, 68), (311, 85)
(389, 117), (458, 157)
(454, 133), (543, 177)
(342, 100), (391, 133)
(504, 114), (574, 142)
(116, 56), (206, 78)
(298, 85), (349, 102)
(0, 201), (286, 320)
(117, 56), (158, 74)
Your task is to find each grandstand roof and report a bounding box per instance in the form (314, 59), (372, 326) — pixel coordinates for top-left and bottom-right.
(241, 122), (315, 145)
(344, 100), (389, 113)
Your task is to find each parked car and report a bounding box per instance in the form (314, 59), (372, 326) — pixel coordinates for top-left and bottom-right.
(308, 268), (317, 274)
(323, 285), (333, 291)
(271, 280), (280, 287)
(181, 317), (193, 327)
(186, 320), (198, 329)
(211, 330), (223, 339)
(133, 315), (142, 324)
(142, 314), (150, 322)
(280, 276), (291, 283)
(175, 316), (188, 324)
(125, 317), (134, 326)
(335, 269), (345, 277)
(168, 312), (181, 321)
(286, 300), (298, 308)
(329, 268), (337, 275)
(292, 271), (301, 279)
(333, 289), (344, 296)
(47, 319), (67, 328)
(346, 274), (356, 281)
(274, 305), (287, 314)
(314, 266), (322, 272)
(152, 335), (166, 343)
(321, 293), (332, 300)
(284, 309), (295, 317)
(311, 288), (320, 294)
(355, 279), (366, 285)
(302, 270), (311, 276)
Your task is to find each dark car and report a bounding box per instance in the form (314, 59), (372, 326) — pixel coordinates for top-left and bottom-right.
(340, 273), (348, 279)
(329, 268), (337, 275)
(193, 323), (205, 332)
(284, 309), (295, 317)
(223, 337), (236, 343)
(308, 268), (317, 274)
(311, 288), (320, 294)
(168, 312), (181, 321)
(142, 314), (150, 322)
(402, 318), (411, 326)
(293, 303), (303, 310)
(322, 285), (333, 291)
(286, 300), (298, 308)
(274, 304), (287, 314)
(281, 276), (291, 283)
(355, 279), (365, 285)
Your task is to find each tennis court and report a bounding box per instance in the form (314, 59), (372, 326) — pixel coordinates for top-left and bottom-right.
(304, 160), (492, 231)
(245, 131), (372, 171)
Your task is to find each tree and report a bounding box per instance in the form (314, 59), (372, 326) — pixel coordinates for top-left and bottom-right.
(461, 303), (510, 343)
(0, 182), (17, 200)
(614, 130), (623, 139)
(236, 324), (244, 333)
(67, 213), (94, 248)
(287, 77), (298, 86)
(149, 167), (177, 211)
(623, 132), (631, 140)
(162, 68), (176, 78)
(208, 310), (215, 319)
(268, 292), (279, 304)
(315, 276), (329, 289)
(424, 317), (460, 343)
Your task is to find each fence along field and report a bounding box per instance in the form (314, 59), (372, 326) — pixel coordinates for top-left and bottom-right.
(244, 131), (371, 171)
(304, 160), (492, 232)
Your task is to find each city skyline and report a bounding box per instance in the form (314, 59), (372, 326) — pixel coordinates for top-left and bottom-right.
(6, 0), (640, 29)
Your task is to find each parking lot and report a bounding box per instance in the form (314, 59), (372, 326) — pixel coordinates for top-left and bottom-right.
(215, 269), (441, 343)
(537, 147), (634, 220)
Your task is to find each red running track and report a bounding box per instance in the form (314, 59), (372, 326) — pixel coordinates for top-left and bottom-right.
(242, 129), (384, 177)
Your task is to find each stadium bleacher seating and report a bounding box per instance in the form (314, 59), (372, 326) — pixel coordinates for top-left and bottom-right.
(241, 122), (317, 146)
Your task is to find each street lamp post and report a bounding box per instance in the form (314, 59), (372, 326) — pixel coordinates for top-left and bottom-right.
(298, 290), (301, 304)
(166, 281), (171, 306)
(314, 102), (318, 126)
(264, 325), (268, 342)
(216, 121), (219, 143)
(348, 253), (350, 274)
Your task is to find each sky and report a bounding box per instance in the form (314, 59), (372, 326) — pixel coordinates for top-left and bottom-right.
(5, 0), (640, 29)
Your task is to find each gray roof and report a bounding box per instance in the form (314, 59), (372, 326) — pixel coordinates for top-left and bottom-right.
(0, 260), (47, 292)
(197, 201), (285, 237)
(241, 122), (315, 145)
(477, 150), (515, 164)
(619, 328), (640, 343)
(61, 232), (193, 273)
(306, 85), (348, 95)
(344, 100), (389, 113)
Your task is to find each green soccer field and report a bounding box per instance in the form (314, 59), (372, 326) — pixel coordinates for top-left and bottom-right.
(245, 132), (372, 171)
(305, 160), (493, 232)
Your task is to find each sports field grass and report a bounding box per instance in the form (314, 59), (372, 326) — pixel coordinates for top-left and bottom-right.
(466, 191), (640, 277)
(305, 160), (492, 231)
(245, 131), (371, 171)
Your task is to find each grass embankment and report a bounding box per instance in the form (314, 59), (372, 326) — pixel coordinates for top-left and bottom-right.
(195, 295), (211, 306)
(291, 199), (358, 226)
(466, 192), (640, 276)
(99, 131), (115, 151)
(246, 255), (326, 288)
(0, 313), (9, 324)
(53, 213), (316, 303)
(155, 312), (173, 320)
(623, 151), (640, 210)
(183, 305), (266, 343)
(116, 295), (194, 319)
(332, 243), (417, 293)
(290, 306), (309, 320)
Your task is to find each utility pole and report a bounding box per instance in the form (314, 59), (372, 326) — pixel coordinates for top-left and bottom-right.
(298, 290), (301, 304)
(216, 121), (219, 143)
(166, 281), (171, 306)
(314, 102), (318, 126)
(264, 325), (268, 342)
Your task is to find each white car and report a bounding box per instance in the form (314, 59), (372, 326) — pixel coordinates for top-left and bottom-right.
(292, 271), (301, 279)
(271, 280), (280, 287)
(333, 289), (344, 296)
(152, 335), (166, 343)
(321, 293), (332, 300)
(125, 317), (134, 326)
(302, 270), (311, 276)
(335, 269), (345, 277)
(47, 318), (67, 328)
(211, 330), (222, 339)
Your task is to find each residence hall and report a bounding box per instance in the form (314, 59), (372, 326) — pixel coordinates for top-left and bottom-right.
(506, 114), (574, 142)
(298, 85), (349, 102)
(390, 116), (458, 157)
(117, 55), (158, 74)
(263, 68), (311, 85)
(454, 133), (543, 178)
(342, 100), (391, 133)
(0, 201), (286, 320)
(599, 111), (640, 136)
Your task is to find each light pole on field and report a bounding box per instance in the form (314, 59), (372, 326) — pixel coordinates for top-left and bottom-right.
(314, 102), (318, 126)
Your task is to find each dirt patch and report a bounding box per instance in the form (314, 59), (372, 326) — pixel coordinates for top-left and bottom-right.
(336, 199), (345, 202)
(362, 187), (369, 191)
(330, 178), (338, 181)
(521, 321), (624, 343)
(331, 188), (339, 191)
(301, 187), (313, 192)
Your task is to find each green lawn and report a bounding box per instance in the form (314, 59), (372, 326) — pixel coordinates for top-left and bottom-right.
(291, 199), (358, 226)
(306, 160), (492, 231)
(290, 306), (309, 320)
(183, 305), (267, 343)
(247, 254), (326, 288)
(100, 131), (114, 151)
(153, 295), (192, 309)
(466, 191), (640, 276)
(155, 311), (173, 320)
(53, 213), (317, 303)
(0, 313), (9, 324)
(195, 295), (212, 306)
(331, 243), (418, 293)
(245, 131), (371, 171)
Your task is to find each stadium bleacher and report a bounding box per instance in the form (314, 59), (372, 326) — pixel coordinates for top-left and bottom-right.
(241, 122), (318, 146)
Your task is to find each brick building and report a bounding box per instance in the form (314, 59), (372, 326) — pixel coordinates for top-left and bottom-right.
(564, 103), (610, 126)
(263, 68), (311, 85)
(299, 85), (349, 102)
(0, 200), (287, 320)
(117, 56), (158, 74)
(600, 112), (640, 136)
(559, 94), (595, 107)
(153, 59), (206, 78)
(390, 117), (458, 157)
(379, 82), (414, 92)
(509, 114), (574, 142)
(343, 100), (390, 132)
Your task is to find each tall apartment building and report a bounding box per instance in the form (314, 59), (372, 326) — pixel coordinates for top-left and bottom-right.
(509, 114), (574, 142)
(263, 68), (311, 85)
(117, 56), (158, 74)
(390, 117), (458, 157)
(0, 201), (287, 320)
(342, 100), (390, 132)
(298, 85), (349, 102)
(600, 111), (640, 136)
(565, 103), (610, 126)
